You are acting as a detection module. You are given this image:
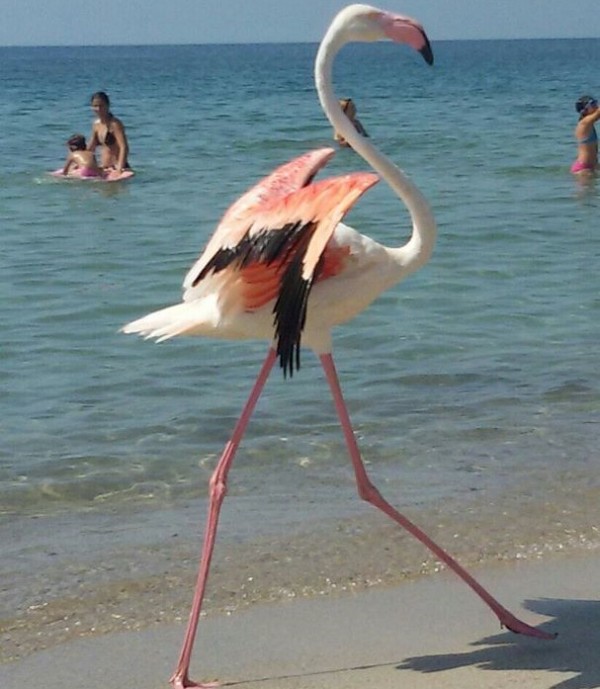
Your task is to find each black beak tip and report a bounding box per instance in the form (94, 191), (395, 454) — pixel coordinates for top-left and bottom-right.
(420, 34), (434, 66)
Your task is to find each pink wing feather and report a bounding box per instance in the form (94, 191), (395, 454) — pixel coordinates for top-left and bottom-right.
(183, 148), (336, 292)
(187, 165), (378, 375)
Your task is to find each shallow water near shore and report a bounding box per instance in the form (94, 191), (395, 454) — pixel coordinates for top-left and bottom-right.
(1, 38), (600, 662)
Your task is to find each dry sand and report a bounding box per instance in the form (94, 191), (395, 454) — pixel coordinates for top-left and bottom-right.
(3, 551), (600, 689)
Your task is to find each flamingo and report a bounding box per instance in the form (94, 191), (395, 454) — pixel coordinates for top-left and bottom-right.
(123, 4), (555, 687)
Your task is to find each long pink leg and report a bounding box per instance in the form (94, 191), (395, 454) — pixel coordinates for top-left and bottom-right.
(170, 348), (278, 689)
(319, 353), (555, 640)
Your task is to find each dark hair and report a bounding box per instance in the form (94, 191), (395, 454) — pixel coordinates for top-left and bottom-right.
(91, 91), (110, 107)
(576, 94), (597, 116)
(67, 133), (86, 151)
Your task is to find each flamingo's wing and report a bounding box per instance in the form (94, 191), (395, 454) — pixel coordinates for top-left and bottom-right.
(183, 148), (336, 291)
(190, 171), (378, 376)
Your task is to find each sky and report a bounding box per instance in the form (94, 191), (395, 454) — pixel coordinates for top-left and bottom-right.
(2, 0), (600, 47)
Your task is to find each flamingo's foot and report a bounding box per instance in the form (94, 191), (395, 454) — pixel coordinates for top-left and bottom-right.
(170, 671), (219, 689)
(498, 611), (557, 640)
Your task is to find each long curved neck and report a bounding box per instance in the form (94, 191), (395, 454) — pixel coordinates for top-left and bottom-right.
(315, 30), (436, 274)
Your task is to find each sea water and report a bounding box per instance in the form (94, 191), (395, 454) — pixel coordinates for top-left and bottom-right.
(1, 38), (599, 661)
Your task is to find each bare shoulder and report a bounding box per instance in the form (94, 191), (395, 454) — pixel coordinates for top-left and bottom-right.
(576, 119), (591, 135)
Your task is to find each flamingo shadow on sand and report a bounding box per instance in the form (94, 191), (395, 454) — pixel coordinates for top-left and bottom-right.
(398, 598), (600, 689)
(123, 4), (555, 688)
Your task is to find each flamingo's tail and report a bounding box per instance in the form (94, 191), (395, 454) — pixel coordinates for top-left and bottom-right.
(122, 301), (215, 342)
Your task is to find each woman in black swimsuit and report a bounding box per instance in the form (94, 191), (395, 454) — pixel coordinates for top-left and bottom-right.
(87, 91), (130, 172)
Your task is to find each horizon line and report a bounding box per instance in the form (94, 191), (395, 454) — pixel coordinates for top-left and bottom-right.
(1, 34), (598, 49)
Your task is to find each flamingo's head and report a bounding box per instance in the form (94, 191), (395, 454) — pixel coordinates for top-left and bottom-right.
(331, 4), (433, 65)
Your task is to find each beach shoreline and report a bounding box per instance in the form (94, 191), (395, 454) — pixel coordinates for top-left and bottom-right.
(2, 474), (599, 672)
(3, 549), (600, 689)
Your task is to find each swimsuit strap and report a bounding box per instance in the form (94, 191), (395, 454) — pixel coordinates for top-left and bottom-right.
(578, 126), (598, 145)
(101, 115), (116, 146)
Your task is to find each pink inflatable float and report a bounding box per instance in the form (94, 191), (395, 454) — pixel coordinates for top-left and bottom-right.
(50, 168), (135, 182)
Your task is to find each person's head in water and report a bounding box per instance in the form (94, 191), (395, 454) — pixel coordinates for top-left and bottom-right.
(340, 98), (357, 119)
(575, 95), (598, 119)
(90, 91), (111, 116)
(67, 134), (87, 151)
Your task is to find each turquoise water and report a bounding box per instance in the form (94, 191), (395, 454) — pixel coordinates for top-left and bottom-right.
(1, 38), (600, 656)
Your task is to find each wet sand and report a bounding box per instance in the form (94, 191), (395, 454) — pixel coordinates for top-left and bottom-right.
(2, 476), (599, 667)
(3, 551), (600, 689)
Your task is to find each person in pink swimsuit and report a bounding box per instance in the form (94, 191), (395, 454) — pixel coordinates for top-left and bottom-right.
(571, 95), (600, 175)
(61, 134), (103, 178)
